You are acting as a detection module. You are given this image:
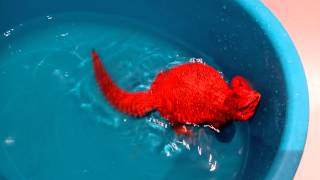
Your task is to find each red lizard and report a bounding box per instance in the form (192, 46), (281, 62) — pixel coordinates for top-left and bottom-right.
(91, 50), (261, 135)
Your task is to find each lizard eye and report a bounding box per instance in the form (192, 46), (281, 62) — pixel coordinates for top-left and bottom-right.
(231, 75), (252, 90)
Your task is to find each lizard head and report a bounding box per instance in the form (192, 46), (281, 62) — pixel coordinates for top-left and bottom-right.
(227, 76), (261, 121)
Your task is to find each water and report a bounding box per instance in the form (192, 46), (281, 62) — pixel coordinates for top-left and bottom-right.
(0, 14), (250, 180)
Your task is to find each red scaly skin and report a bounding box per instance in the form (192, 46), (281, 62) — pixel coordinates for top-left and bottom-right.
(92, 50), (261, 135)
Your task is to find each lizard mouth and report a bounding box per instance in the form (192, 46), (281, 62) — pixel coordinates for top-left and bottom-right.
(237, 92), (261, 121)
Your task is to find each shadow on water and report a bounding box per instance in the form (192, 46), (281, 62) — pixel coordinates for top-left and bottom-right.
(0, 173), (7, 180)
(214, 122), (236, 143)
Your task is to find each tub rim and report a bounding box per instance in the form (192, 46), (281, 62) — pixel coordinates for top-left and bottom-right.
(236, 0), (309, 179)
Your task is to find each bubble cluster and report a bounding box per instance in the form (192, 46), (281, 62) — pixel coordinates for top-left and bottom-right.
(3, 28), (14, 37)
(189, 57), (205, 64)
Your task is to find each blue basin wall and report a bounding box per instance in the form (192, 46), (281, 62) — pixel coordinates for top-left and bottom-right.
(0, 0), (308, 179)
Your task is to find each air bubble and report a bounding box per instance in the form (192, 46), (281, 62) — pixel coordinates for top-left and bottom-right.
(46, 15), (53, 20)
(80, 103), (92, 109)
(64, 72), (69, 78)
(222, 5), (227, 10)
(4, 136), (15, 145)
(60, 32), (69, 37)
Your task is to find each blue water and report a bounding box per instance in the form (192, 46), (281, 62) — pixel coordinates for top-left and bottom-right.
(0, 14), (250, 180)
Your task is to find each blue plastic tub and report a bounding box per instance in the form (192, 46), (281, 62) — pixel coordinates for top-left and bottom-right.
(0, 0), (308, 179)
